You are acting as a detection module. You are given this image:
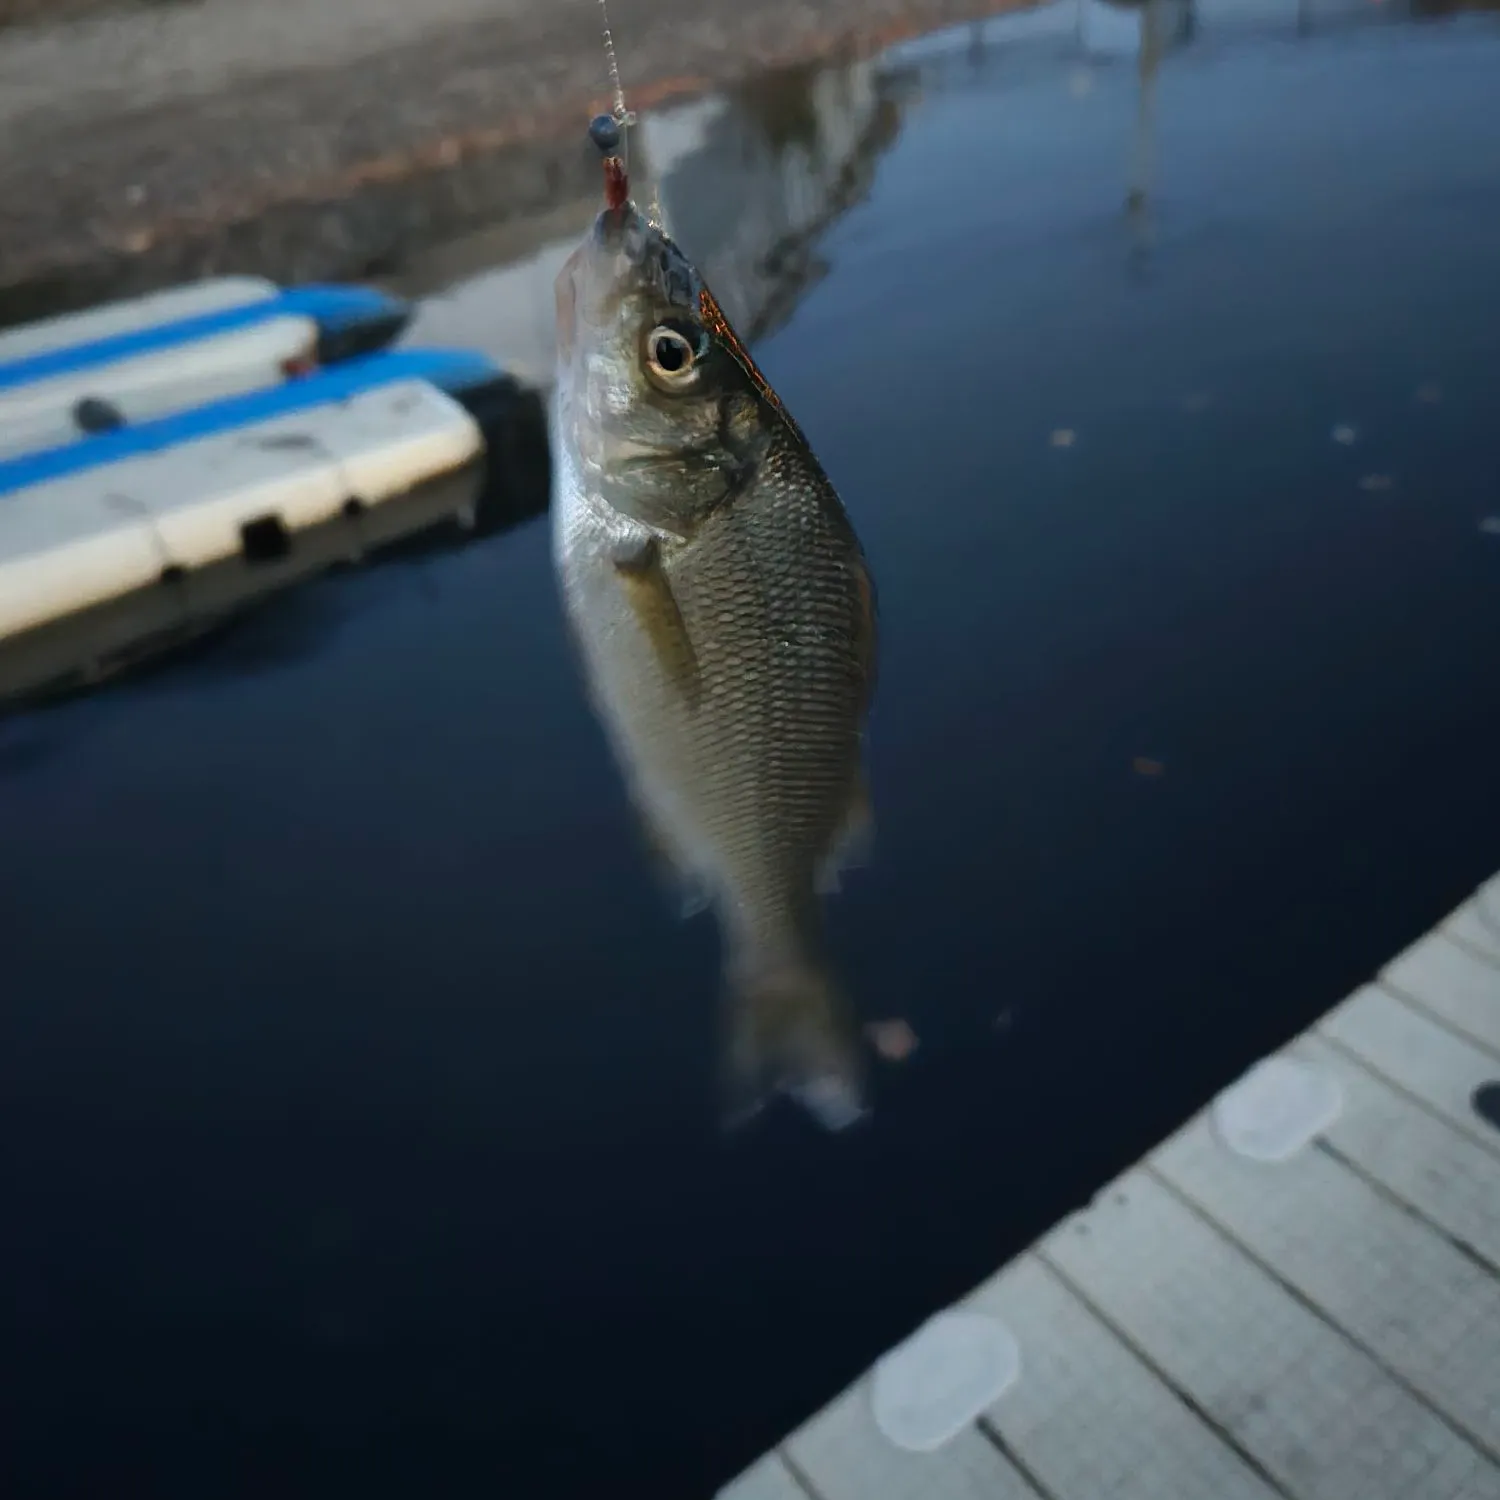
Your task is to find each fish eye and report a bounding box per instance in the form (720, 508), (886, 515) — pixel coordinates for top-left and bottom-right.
(644, 321), (706, 389)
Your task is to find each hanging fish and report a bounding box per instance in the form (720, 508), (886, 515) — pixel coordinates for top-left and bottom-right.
(550, 107), (878, 1132)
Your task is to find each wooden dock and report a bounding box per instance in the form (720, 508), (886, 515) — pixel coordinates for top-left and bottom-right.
(720, 875), (1500, 1500)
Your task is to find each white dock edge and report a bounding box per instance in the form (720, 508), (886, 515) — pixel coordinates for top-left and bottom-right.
(0, 277), (278, 366)
(0, 379), (482, 644)
(721, 876), (1500, 1500)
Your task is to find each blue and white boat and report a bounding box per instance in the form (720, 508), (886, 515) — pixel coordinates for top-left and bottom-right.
(0, 275), (412, 460)
(0, 278), (525, 704)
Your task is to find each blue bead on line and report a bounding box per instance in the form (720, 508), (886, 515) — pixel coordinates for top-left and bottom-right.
(588, 113), (622, 155)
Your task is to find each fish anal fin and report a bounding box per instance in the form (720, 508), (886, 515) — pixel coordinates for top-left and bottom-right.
(816, 769), (874, 895)
(629, 800), (711, 921)
(611, 535), (701, 707)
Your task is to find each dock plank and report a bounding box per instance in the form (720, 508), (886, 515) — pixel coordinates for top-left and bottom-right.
(972, 1256), (1284, 1500)
(1445, 901), (1500, 966)
(1382, 933), (1500, 1055)
(1320, 986), (1500, 1155)
(1289, 1034), (1500, 1270)
(717, 874), (1500, 1500)
(1041, 1168), (1500, 1500)
(718, 1455), (814, 1500)
(783, 1385), (1043, 1500)
(1480, 877), (1500, 934)
(1151, 1115), (1500, 1457)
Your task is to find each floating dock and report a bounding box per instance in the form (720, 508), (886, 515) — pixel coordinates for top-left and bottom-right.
(0, 278), (531, 705)
(0, 276), (409, 460)
(720, 875), (1500, 1500)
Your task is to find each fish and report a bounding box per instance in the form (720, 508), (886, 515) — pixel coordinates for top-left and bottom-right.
(549, 128), (878, 1132)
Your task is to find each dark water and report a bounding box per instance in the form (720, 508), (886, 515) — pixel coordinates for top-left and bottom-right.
(5, 5), (1500, 1497)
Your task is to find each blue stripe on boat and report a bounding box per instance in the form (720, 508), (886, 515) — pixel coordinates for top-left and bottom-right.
(0, 285), (409, 395)
(0, 349), (500, 499)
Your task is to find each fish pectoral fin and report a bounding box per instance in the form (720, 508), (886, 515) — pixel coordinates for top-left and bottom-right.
(816, 769), (874, 896)
(610, 535), (702, 707)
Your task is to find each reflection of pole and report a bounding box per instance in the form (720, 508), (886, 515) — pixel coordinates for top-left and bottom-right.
(1126, 0), (1162, 214)
(1297, 0), (1313, 35)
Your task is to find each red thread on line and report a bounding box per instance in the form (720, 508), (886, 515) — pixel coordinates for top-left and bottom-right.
(603, 155), (629, 211)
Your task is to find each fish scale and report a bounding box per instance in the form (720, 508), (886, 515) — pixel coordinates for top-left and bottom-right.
(690, 472), (856, 912)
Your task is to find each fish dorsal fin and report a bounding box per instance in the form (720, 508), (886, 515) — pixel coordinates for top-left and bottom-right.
(697, 285), (811, 450)
(629, 799), (712, 920)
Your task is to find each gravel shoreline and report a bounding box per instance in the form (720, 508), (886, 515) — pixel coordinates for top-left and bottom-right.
(0, 0), (1034, 326)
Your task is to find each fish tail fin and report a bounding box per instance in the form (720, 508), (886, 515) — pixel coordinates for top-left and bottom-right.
(720, 948), (868, 1134)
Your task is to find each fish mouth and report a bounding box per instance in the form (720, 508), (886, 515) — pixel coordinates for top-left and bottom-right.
(556, 223), (638, 341)
(576, 203), (699, 322)
(590, 200), (641, 251)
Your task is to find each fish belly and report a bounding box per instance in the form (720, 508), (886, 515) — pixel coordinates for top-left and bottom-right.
(552, 448), (729, 905)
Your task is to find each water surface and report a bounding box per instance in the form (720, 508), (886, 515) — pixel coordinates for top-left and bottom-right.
(4, 4), (1500, 1496)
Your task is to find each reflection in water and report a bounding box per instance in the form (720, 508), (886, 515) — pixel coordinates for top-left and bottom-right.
(399, 59), (912, 384)
(908, 0), (1453, 226)
(550, 141), (880, 1131)
(1094, 0), (1198, 213)
(189, 383), (552, 679)
(16, 0), (1473, 712)
(413, 0), (1436, 389)
(0, 383), (551, 716)
(7, 60), (905, 715)
(1068, 0), (1197, 221)
(736, 62), (830, 157)
(642, 61), (905, 342)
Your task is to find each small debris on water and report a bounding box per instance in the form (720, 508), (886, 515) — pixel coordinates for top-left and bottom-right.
(993, 1008), (1015, 1035)
(1067, 68), (1095, 97)
(1415, 381), (1443, 405)
(1358, 473), (1395, 492)
(1050, 428), (1076, 448)
(1182, 392), (1213, 413)
(1133, 756), (1166, 777)
(866, 1019), (920, 1062)
(1479, 516), (1500, 536)
(1331, 424), (1358, 445)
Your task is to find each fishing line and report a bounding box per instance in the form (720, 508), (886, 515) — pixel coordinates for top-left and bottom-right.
(594, 0), (665, 225)
(597, 0), (634, 128)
